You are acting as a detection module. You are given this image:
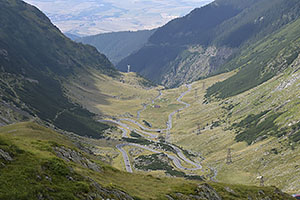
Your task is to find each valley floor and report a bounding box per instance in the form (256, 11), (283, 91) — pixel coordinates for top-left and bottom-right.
(65, 67), (300, 194)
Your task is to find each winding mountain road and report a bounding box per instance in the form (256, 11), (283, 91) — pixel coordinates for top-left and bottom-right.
(101, 84), (202, 173)
(117, 143), (202, 171)
(120, 84), (193, 138)
(99, 119), (130, 138)
(137, 90), (162, 120)
(168, 144), (201, 169)
(116, 144), (133, 173)
(99, 119), (158, 139)
(166, 84), (192, 142)
(119, 118), (163, 133)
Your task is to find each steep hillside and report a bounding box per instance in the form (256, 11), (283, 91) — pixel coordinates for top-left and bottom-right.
(0, 0), (118, 137)
(65, 33), (80, 40)
(77, 30), (155, 64)
(0, 122), (293, 199)
(64, 68), (158, 118)
(117, 0), (300, 87)
(206, 12), (300, 99)
(165, 54), (300, 192)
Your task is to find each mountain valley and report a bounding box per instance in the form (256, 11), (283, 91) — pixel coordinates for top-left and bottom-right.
(1, 0), (300, 199)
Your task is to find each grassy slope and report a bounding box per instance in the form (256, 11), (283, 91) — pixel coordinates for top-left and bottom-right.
(118, 0), (300, 87)
(65, 68), (159, 118)
(140, 86), (186, 129)
(206, 15), (300, 99)
(0, 0), (118, 138)
(0, 122), (90, 199)
(0, 122), (292, 199)
(168, 59), (300, 193)
(64, 59), (300, 193)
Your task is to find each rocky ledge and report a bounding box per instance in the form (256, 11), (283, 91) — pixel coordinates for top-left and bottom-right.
(53, 146), (101, 172)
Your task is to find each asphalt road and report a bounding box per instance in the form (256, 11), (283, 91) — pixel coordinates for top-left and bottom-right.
(169, 144), (202, 169)
(119, 118), (163, 133)
(166, 84), (192, 142)
(116, 144), (133, 173)
(100, 83), (202, 173)
(98, 119), (129, 138)
(137, 90), (162, 119)
(118, 143), (202, 171)
(99, 119), (158, 139)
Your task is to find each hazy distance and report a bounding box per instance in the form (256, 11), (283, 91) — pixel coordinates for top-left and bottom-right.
(24, 0), (213, 36)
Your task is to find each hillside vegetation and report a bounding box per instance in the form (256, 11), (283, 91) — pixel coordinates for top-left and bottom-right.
(0, 122), (293, 199)
(63, 54), (300, 193)
(0, 0), (118, 138)
(160, 55), (300, 193)
(2, 0), (300, 198)
(77, 30), (155, 65)
(206, 11), (300, 99)
(67, 55), (300, 193)
(64, 69), (158, 118)
(117, 0), (300, 88)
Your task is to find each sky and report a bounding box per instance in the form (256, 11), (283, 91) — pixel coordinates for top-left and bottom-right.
(24, 0), (213, 36)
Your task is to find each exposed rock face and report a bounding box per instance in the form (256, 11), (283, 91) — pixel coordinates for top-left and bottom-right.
(0, 148), (13, 162)
(88, 179), (134, 200)
(167, 183), (222, 200)
(162, 46), (234, 88)
(274, 55), (300, 92)
(225, 186), (236, 195)
(0, 49), (9, 61)
(193, 184), (222, 200)
(167, 184), (291, 200)
(53, 146), (101, 172)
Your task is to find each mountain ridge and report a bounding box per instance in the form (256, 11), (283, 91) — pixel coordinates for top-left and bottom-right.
(117, 0), (300, 89)
(0, 0), (118, 138)
(77, 30), (156, 65)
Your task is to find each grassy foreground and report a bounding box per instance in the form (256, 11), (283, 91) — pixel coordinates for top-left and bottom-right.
(0, 122), (293, 200)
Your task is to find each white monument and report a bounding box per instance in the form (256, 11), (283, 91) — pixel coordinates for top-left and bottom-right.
(127, 65), (131, 73)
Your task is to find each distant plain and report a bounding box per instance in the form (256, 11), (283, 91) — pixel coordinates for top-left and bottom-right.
(24, 0), (213, 35)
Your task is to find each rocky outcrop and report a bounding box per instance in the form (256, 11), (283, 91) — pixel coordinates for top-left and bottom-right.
(0, 49), (9, 61)
(35, 176), (135, 200)
(167, 184), (292, 200)
(167, 183), (222, 200)
(87, 178), (134, 200)
(53, 146), (101, 172)
(0, 148), (13, 162)
(162, 45), (234, 88)
(195, 184), (222, 200)
(274, 54), (300, 92)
